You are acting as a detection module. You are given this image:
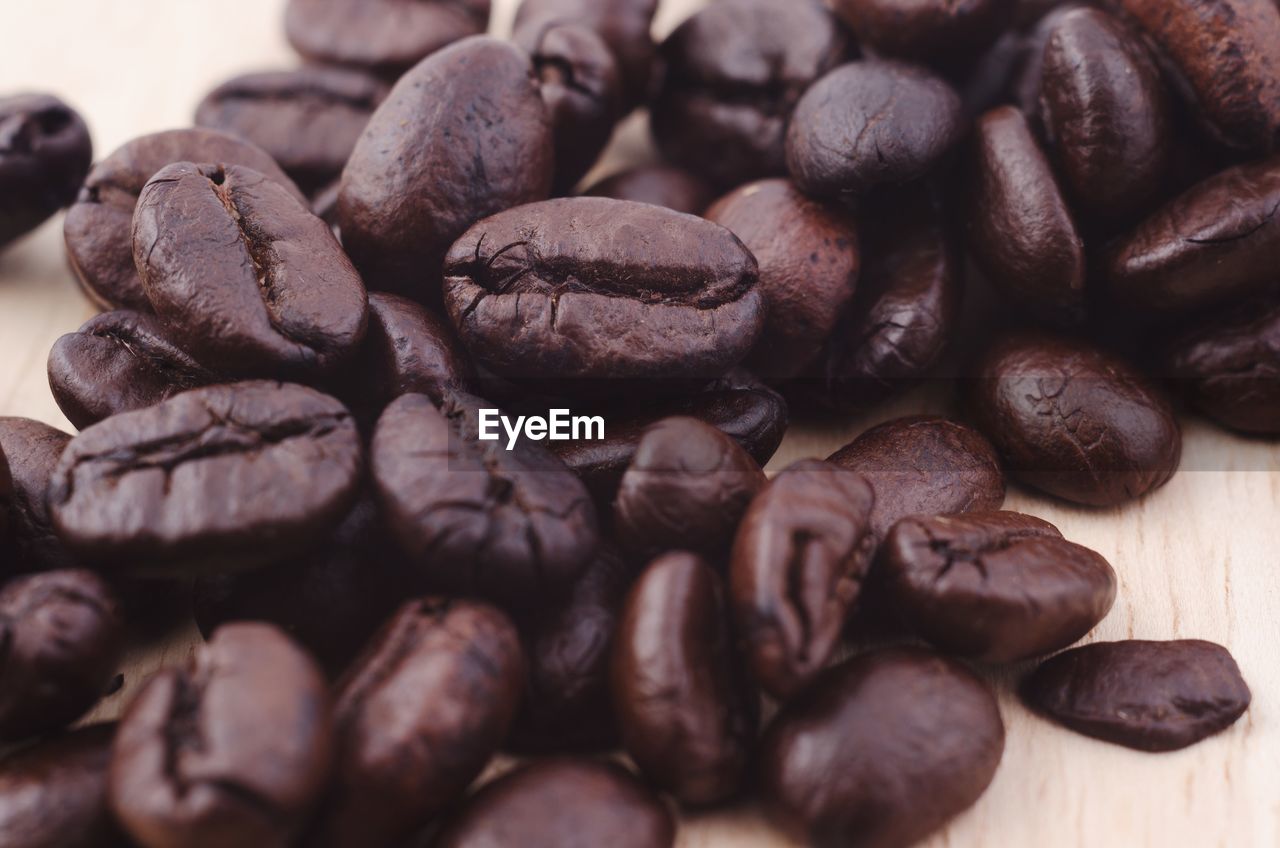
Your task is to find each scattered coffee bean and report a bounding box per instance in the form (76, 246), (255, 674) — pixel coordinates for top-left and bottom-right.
(0, 93), (91, 250)
(0, 417), (75, 571)
(831, 0), (1012, 69)
(582, 164), (715, 215)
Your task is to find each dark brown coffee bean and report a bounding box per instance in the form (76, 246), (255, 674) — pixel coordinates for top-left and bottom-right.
(109, 623), (331, 848)
(435, 758), (674, 848)
(706, 178), (861, 382)
(729, 459), (876, 700)
(831, 0), (1013, 69)
(339, 37), (553, 300)
(0, 418), (75, 571)
(968, 333), (1181, 506)
(652, 0), (854, 189)
(883, 511), (1117, 662)
(760, 648), (1004, 848)
(309, 598), (523, 848)
(370, 393), (598, 606)
(194, 67), (388, 196)
(1021, 639), (1251, 751)
(0, 570), (124, 742)
(284, 0), (491, 78)
(787, 60), (965, 198)
(47, 310), (219, 430)
(0, 93), (91, 250)
(134, 162), (368, 379)
(0, 450), (11, 571)
(443, 197), (764, 391)
(828, 415), (1006, 540)
(582, 164), (715, 215)
(48, 382), (363, 574)
(64, 128), (304, 312)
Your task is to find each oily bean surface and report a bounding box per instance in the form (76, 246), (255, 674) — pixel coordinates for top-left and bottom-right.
(0, 418), (75, 570)
(831, 0), (1013, 68)
(583, 164), (715, 215)
(0, 93), (91, 249)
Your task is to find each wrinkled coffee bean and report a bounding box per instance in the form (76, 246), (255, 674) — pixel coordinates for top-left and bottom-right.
(47, 310), (218, 430)
(652, 0), (854, 189)
(759, 648), (1005, 848)
(370, 393), (597, 606)
(583, 164), (715, 215)
(0, 93), (91, 250)
(706, 178), (861, 382)
(614, 417), (766, 563)
(968, 333), (1181, 506)
(435, 759), (675, 848)
(612, 553), (757, 805)
(49, 382), (363, 573)
(831, 0), (1012, 69)
(0, 417), (75, 571)
(1021, 639), (1252, 751)
(339, 37), (553, 300)
(883, 511), (1117, 662)
(308, 598), (523, 848)
(730, 459), (876, 700)
(64, 128), (304, 312)
(0, 570), (124, 742)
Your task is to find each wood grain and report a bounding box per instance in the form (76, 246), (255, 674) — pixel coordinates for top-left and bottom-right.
(1, 2), (1276, 846)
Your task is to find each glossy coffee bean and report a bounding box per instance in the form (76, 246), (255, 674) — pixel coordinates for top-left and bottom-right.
(831, 0), (1013, 69)
(309, 598), (523, 848)
(134, 162), (368, 379)
(0, 93), (91, 249)
(47, 310), (218, 430)
(612, 553), (757, 805)
(370, 393), (597, 606)
(730, 459), (876, 700)
(706, 179), (861, 382)
(883, 511), (1117, 662)
(443, 197), (764, 391)
(828, 415), (1006, 540)
(0, 724), (129, 848)
(652, 0), (853, 189)
(194, 67), (388, 196)
(0, 570), (124, 742)
(284, 0), (491, 78)
(614, 417), (766, 563)
(64, 128), (303, 312)
(49, 382), (363, 573)
(0, 418), (74, 571)
(1021, 639), (1251, 751)
(759, 648), (1005, 848)
(968, 333), (1181, 506)
(339, 37), (553, 300)
(787, 60), (965, 198)
(109, 623), (331, 848)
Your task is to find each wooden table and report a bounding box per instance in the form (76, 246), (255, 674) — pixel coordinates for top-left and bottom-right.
(2, 2), (1277, 846)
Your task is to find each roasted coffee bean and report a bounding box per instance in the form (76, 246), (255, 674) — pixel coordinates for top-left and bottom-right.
(968, 333), (1181, 506)
(48, 382), (363, 573)
(339, 37), (553, 300)
(883, 511), (1117, 662)
(47, 310), (218, 430)
(706, 179), (861, 382)
(0, 93), (91, 250)
(759, 648), (1005, 848)
(730, 459), (876, 700)
(0, 724), (129, 848)
(831, 0), (1013, 69)
(0, 417), (75, 571)
(309, 598), (523, 848)
(435, 759), (675, 848)
(109, 623), (331, 848)
(284, 0), (491, 78)
(1115, 0), (1280, 153)
(828, 415), (1006, 540)
(582, 164), (715, 215)
(1021, 639), (1252, 751)
(443, 197), (764, 391)
(0, 449), (11, 569)
(963, 106), (1086, 322)
(370, 393), (597, 606)
(1166, 297), (1280, 435)
(1107, 156), (1280, 314)
(194, 67), (388, 196)
(787, 60), (965, 199)
(651, 0), (854, 189)
(134, 161), (368, 379)
(64, 128), (304, 312)
(614, 417), (767, 563)
(0, 570), (124, 742)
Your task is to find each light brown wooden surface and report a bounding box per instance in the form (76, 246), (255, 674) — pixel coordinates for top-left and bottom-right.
(2, 2), (1277, 846)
